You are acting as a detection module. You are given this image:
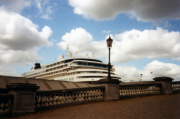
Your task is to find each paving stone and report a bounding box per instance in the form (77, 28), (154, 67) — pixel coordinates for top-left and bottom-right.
(11, 94), (180, 119)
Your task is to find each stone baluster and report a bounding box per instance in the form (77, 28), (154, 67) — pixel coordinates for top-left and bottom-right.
(133, 87), (135, 96)
(100, 89), (103, 99)
(145, 86), (148, 95)
(140, 87), (143, 95)
(95, 90), (97, 99)
(64, 92), (68, 103)
(126, 88), (128, 96)
(53, 93), (57, 105)
(79, 91), (82, 102)
(45, 95), (49, 106)
(172, 84), (174, 90)
(173, 84), (175, 90)
(127, 87), (130, 96)
(124, 88), (126, 96)
(91, 90), (94, 100)
(61, 93), (65, 104)
(176, 84), (178, 90)
(75, 91), (79, 102)
(0, 103), (4, 113)
(84, 91), (87, 101)
(49, 94), (53, 106)
(57, 93), (61, 105)
(41, 95), (46, 106)
(4, 102), (9, 112)
(96, 90), (99, 99)
(37, 95), (41, 107)
(81, 91), (84, 101)
(67, 92), (72, 103)
(143, 86), (146, 95)
(74, 92), (77, 102)
(86, 90), (89, 100)
(87, 90), (91, 101)
(64, 93), (68, 103)
(74, 91), (77, 102)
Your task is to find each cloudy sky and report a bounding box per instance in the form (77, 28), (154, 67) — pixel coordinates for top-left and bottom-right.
(0, 0), (180, 81)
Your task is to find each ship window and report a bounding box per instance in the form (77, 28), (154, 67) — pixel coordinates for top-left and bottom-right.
(64, 59), (74, 63)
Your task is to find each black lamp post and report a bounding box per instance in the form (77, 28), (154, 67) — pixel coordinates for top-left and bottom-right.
(106, 36), (113, 80)
(140, 74), (143, 81)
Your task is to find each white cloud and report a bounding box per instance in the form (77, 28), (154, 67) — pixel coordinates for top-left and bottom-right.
(0, 66), (20, 76)
(46, 6), (53, 14)
(173, 57), (180, 61)
(163, 21), (171, 28)
(0, 0), (54, 20)
(35, 0), (54, 20)
(57, 27), (180, 63)
(114, 65), (140, 78)
(115, 60), (180, 81)
(35, 0), (43, 13)
(103, 30), (111, 33)
(0, 0), (32, 12)
(57, 28), (107, 58)
(68, 0), (180, 22)
(112, 27), (180, 63)
(41, 14), (52, 20)
(0, 7), (53, 65)
(58, 28), (96, 53)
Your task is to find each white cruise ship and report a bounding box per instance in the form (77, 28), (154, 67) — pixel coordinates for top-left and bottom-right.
(22, 46), (120, 82)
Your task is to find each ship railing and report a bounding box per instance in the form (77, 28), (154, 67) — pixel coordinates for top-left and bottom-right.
(35, 86), (105, 111)
(35, 67), (70, 77)
(37, 71), (115, 79)
(46, 63), (66, 70)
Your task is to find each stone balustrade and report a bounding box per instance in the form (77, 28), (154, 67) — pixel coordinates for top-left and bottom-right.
(35, 86), (104, 110)
(1, 75), (180, 117)
(0, 94), (13, 116)
(172, 81), (180, 93)
(119, 82), (161, 98)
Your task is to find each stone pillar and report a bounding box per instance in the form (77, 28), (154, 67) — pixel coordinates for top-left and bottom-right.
(6, 83), (39, 115)
(98, 79), (120, 101)
(153, 77), (173, 94)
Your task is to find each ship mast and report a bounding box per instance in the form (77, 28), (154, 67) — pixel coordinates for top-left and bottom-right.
(66, 44), (72, 58)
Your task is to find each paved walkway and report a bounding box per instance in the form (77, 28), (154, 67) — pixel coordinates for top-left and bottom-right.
(12, 94), (180, 119)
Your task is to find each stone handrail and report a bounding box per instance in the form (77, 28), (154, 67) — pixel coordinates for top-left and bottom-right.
(172, 81), (180, 93)
(0, 94), (13, 116)
(119, 82), (162, 98)
(35, 86), (105, 110)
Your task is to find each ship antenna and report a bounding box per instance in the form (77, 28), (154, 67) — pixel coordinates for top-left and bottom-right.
(92, 53), (94, 58)
(75, 52), (77, 59)
(66, 44), (72, 58)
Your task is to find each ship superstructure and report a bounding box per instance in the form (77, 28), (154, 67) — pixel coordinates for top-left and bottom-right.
(22, 45), (120, 82)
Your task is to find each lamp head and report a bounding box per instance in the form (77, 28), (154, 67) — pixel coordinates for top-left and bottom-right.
(106, 36), (113, 47)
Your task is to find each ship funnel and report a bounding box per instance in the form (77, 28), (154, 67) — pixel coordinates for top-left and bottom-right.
(34, 63), (41, 69)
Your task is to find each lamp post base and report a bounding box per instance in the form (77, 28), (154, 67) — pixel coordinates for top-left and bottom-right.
(98, 78), (121, 101)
